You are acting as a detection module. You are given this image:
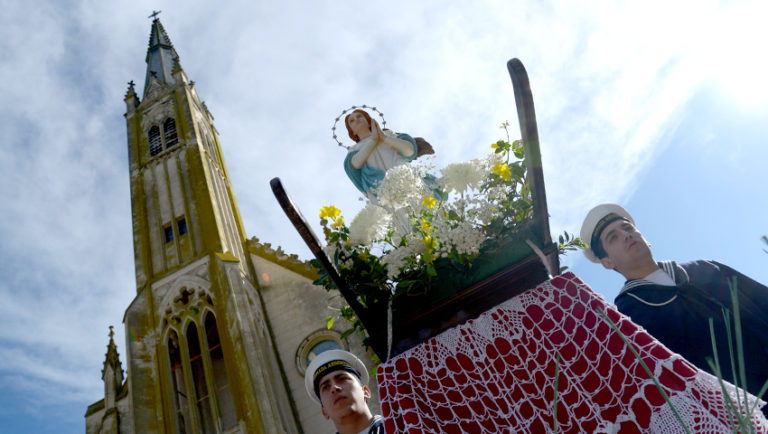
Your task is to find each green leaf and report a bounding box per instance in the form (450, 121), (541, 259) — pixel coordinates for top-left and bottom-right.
(512, 140), (524, 158)
(340, 328), (355, 339)
(324, 316), (334, 329)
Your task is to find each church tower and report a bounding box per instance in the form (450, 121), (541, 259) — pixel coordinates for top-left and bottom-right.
(115, 18), (299, 433)
(86, 16), (380, 434)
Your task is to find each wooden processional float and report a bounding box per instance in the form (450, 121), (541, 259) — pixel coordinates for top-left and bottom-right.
(270, 59), (767, 433)
(271, 59), (557, 361)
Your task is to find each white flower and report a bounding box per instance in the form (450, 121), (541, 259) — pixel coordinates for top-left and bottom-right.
(380, 234), (423, 279)
(340, 149), (522, 280)
(390, 208), (413, 243)
(485, 152), (503, 168)
(372, 163), (430, 210)
(349, 203), (391, 245)
(439, 159), (487, 193)
(431, 217), (486, 258)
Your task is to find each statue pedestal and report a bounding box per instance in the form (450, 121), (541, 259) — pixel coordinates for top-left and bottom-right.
(388, 239), (555, 356)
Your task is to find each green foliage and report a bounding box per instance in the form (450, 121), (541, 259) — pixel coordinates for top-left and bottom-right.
(557, 231), (586, 273)
(704, 277), (767, 433)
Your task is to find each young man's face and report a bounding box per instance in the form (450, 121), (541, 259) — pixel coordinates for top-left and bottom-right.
(598, 219), (653, 274)
(318, 370), (370, 421)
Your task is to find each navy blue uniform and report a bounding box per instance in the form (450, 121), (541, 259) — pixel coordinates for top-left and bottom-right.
(335, 415), (385, 434)
(615, 260), (768, 405)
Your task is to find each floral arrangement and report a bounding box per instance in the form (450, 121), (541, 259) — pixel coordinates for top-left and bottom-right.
(312, 123), (582, 343)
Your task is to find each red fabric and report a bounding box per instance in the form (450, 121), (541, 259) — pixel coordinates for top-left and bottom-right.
(377, 273), (767, 433)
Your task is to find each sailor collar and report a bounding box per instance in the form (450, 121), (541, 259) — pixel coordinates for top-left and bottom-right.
(619, 260), (690, 293)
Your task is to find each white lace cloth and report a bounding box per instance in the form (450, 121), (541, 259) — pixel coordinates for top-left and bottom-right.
(376, 272), (767, 433)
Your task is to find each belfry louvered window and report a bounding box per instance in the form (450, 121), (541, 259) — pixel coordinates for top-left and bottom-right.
(148, 117), (179, 157)
(164, 118), (178, 147)
(149, 126), (163, 156)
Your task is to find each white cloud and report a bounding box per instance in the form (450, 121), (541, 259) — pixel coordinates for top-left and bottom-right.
(0, 0), (765, 429)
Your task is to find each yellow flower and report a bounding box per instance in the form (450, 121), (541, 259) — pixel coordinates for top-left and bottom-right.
(319, 205), (341, 220)
(420, 218), (431, 233)
(422, 195), (437, 209)
(359, 250), (369, 261)
(423, 234), (433, 247)
(332, 216), (345, 230)
(492, 162), (512, 181)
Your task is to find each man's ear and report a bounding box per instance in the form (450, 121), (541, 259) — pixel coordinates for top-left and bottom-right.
(600, 256), (615, 270)
(321, 407), (330, 420)
(363, 385), (371, 401)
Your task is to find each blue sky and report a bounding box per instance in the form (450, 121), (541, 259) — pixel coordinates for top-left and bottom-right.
(0, 1), (766, 432)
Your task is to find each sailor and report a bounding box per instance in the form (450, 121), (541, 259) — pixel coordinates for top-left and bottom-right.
(305, 349), (385, 434)
(581, 204), (768, 403)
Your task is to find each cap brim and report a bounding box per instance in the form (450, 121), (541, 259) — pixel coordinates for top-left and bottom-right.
(304, 349), (369, 405)
(580, 204), (634, 263)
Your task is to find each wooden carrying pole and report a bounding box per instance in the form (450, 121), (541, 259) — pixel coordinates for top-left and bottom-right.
(269, 177), (390, 359)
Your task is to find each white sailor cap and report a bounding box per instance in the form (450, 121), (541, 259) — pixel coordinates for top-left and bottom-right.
(580, 203), (634, 263)
(304, 349), (369, 405)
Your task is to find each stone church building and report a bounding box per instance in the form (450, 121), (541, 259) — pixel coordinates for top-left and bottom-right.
(85, 18), (377, 433)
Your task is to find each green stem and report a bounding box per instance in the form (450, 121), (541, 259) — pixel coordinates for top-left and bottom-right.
(707, 319), (739, 432)
(596, 308), (692, 434)
(728, 277), (750, 418)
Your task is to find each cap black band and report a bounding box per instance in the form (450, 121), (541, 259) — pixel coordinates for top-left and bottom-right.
(590, 213), (628, 259)
(312, 360), (361, 399)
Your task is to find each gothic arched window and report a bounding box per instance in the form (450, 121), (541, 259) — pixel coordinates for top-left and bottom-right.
(168, 330), (191, 433)
(204, 313), (237, 430)
(164, 118), (178, 148)
(165, 311), (238, 433)
(187, 322), (215, 434)
(149, 125), (162, 156)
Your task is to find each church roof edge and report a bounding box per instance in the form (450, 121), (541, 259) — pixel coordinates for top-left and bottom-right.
(246, 237), (319, 280)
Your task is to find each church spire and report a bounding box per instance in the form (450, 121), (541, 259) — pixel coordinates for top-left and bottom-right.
(143, 15), (180, 97)
(102, 326), (124, 380)
(101, 326), (124, 410)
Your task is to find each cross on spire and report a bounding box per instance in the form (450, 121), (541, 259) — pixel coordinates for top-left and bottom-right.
(148, 10), (161, 20)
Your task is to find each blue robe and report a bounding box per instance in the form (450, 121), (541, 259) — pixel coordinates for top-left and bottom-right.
(344, 133), (418, 195)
